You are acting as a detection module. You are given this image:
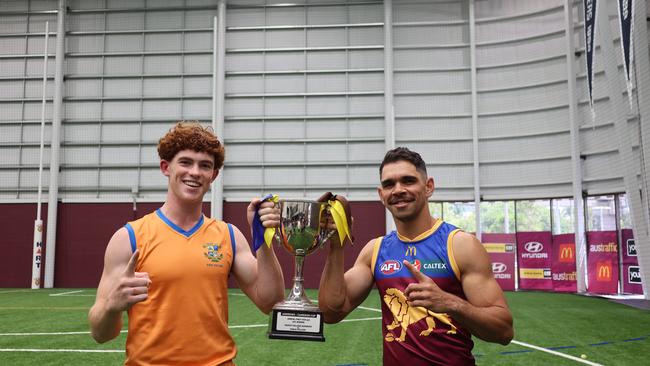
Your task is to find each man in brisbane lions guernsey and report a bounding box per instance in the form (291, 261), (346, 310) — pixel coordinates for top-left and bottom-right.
(318, 147), (513, 365)
(89, 122), (285, 366)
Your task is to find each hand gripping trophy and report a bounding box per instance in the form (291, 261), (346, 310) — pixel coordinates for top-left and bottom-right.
(252, 193), (352, 341)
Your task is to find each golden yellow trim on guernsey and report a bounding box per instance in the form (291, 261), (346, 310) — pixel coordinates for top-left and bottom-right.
(396, 218), (444, 242)
(370, 236), (384, 274)
(447, 229), (462, 281)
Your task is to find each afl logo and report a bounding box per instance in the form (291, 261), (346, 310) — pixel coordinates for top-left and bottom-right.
(380, 260), (402, 275)
(492, 262), (507, 273)
(524, 242), (544, 253)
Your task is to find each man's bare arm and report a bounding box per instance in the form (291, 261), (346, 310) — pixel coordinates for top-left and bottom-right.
(88, 229), (150, 343)
(318, 239), (375, 323)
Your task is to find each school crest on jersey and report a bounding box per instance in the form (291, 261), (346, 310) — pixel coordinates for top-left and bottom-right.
(203, 243), (224, 263)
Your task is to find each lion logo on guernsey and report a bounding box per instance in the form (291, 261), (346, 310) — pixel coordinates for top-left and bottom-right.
(383, 288), (457, 343)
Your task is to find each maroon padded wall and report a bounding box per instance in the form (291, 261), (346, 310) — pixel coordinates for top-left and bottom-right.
(1, 201), (385, 289)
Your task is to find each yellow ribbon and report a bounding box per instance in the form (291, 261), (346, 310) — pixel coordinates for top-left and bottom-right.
(328, 199), (352, 246)
(263, 194), (279, 248)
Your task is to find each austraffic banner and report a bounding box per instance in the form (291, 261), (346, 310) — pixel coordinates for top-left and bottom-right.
(551, 234), (577, 292)
(516, 231), (553, 290)
(587, 231), (619, 294)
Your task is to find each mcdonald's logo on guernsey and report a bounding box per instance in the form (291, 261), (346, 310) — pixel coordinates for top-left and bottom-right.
(405, 245), (417, 257)
(559, 244), (574, 263)
(597, 262), (612, 281)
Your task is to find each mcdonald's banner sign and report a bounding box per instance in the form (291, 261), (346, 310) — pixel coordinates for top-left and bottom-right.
(621, 229), (642, 294)
(551, 233), (577, 292)
(587, 231), (619, 294)
(482, 233), (517, 291)
(516, 231), (553, 290)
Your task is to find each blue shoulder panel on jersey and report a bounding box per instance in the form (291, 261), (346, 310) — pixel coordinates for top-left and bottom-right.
(124, 223), (136, 253)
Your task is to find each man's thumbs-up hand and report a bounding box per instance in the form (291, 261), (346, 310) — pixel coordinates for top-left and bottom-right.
(403, 260), (457, 314)
(108, 250), (151, 312)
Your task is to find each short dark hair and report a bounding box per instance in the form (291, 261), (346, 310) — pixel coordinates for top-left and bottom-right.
(379, 147), (427, 177)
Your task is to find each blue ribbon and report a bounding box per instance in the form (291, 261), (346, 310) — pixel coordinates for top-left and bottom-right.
(252, 194), (276, 251)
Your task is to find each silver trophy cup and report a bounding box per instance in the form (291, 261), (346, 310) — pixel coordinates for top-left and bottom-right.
(268, 199), (334, 342)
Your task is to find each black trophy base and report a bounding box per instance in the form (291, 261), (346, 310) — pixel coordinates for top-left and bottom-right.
(268, 308), (325, 342)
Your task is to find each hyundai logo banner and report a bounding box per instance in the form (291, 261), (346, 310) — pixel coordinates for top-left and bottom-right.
(516, 231), (553, 291)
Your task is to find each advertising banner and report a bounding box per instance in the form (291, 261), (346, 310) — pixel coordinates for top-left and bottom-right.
(616, 0), (634, 107)
(516, 231), (553, 290)
(551, 233), (577, 292)
(584, 0), (597, 117)
(621, 229), (642, 294)
(587, 231), (619, 294)
(482, 233), (516, 291)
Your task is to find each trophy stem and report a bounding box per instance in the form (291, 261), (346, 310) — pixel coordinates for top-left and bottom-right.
(287, 251), (310, 304)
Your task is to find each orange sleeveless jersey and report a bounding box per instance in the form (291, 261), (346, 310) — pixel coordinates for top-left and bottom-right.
(124, 209), (236, 366)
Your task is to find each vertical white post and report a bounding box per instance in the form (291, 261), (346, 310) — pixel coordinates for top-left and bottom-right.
(32, 22), (49, 289)
(211, 0), (226, 220)
(564, 0), (587, 293)
(383, 0), (396, 234)
(469, 0), (481, 239)
(44, 0), (65, 288)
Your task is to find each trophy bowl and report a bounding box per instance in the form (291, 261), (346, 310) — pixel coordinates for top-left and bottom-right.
(278, 199), (332, 256)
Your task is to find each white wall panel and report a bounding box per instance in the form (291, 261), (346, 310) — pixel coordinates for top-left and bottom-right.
(480, 159), (572, 186)
(182, 100), (211, 119)
(61, 169), (98, 188)
(143, 78), (182, 97)
(67, 57), (103, 75)
(395, 71), (470, 92)
(265, 167), (305, 186)
(66, 79), (101, 98)
(478, 83), (568, 113)
(63, 124), (100, 143)
(477, 58), (566, 90)
(103, 101), (142, 120)
(395, 118), (473, 140)
(104, 56), (142, 75)
(306, 166), (347, 186)
(104, 79), (142, 97)
(480, 134), (570, 163)
(106, 34), (143, 52)
(479, 108), (568, 137)
(395, 95), (470, 116)
(102, 124), (141, 143)
(65, 102), (101, 120)
(394, 48), (469, 69)
(63, 147), (99, 165)
(348, 142), (384, 161)
(142, 100), (181, 119)
(0, 148), (19, 165)
(394, 1), (465, 22)
(394, 25), (468, 45)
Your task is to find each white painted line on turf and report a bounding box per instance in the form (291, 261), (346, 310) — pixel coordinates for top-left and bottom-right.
(0, 330), (127, 336)
(50, 290), (83, 296)
(511, 340), (603, 366)
(0, 290), (35, 294)
(0, 348), (123, 353)
(341, 317), (381, 323)
(358, 306), (382, 313)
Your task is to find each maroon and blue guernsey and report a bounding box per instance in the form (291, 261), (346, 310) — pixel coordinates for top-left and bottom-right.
(371, 220), (475, 365)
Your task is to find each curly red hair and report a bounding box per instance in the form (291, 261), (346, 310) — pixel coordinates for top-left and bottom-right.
(157, 121), (225, 170)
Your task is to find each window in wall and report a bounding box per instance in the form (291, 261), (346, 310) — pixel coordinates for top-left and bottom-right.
(480, 201), (515, 233)
(586, 195), (616, 231)
(619, 194), (632, 229)
(551, 198), (574, 234)
(515, 200), (551, 232)
(429, 202), (442, 219)
(443, 202), (475, 233)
